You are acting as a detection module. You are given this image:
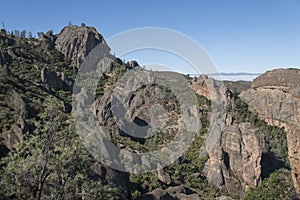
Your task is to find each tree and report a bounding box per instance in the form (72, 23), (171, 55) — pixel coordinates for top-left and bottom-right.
(0, 96), (118, 199)
(20, 30), (26, 38)
(28, 31), (33, 39)
(14, 30), (20, 37)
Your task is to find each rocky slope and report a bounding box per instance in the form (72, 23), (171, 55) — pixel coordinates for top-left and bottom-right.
(0, 25), (298, 199)
(240, 68), (300, 197)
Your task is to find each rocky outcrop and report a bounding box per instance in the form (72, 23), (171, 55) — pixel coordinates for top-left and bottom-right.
(156, 167), (171, 184)
(3, 89), (27, 150)
(240, 68), (300, 197)
(251, 68), (300, 89)
(191, 75), (264, 196)
(38, 30), (56, 49)
(41, 67), (73, 91)
(204, 122), (264, 195)
(0, 48), (6, 69)
(0, 48), (11, 74)
(55, 25), (108, 68)
(190, 74), (229, 104)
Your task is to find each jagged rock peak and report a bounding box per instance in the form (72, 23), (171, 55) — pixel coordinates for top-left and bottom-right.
(252, 68), (300, 89)
(55, 25), (108, 68)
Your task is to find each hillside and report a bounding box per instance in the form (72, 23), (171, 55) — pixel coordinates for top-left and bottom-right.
(0, 26), (298, 200)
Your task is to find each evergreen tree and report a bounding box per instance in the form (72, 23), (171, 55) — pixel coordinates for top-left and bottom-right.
(0, 96), (118, 199)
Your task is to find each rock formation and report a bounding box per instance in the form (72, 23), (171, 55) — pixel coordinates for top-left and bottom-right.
(41, 67), (73, 91)
(3, 89), (27, 150)
(204, 122), (264, 195)
(0, 48), (11, 75)
(55, 25), (108, 68)
(240, 68), (300, 197)
(192, 75), (264, 196)
(0, 48), (5, 69)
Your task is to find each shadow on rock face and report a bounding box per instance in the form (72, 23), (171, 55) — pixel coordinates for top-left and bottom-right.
(261, 152), (287, 179)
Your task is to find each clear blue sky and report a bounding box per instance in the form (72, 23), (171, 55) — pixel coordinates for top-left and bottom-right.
(1, 0), (300, 73)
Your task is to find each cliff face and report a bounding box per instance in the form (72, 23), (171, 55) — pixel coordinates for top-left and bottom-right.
(204, 121), (264, 196)
(240, 68), (300, 197)
(55, 25), (107, 68)
(191, 75), (265, 196)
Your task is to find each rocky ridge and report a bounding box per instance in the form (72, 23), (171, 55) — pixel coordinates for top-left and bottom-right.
(0, 25), (298, 199)
(240, 68), (300, 197)
(191, 75), (264, 196)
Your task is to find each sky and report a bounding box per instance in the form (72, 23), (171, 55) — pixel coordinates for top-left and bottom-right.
(1, 0), (300, 74)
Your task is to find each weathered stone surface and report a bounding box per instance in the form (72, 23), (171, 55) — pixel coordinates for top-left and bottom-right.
(7, 47), (18, 60)
(0, 48), (9, 75)
(156, 166), (171, 184)
(252, 68), (300, 89)
(204, 122), (264, 196)
(55, 25), (108, 68)
(240, 68), (300, 197)
(41, 67), (73, 91)
(190, 74), (228, 104)
(0, 48), (6, 69)
(191, 75), (263, 196)
(38, 30), (56, 48)
(2, 125), (23, 150)
(3, 89), (27, 149)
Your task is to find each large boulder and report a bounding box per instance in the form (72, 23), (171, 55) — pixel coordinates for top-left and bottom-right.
(240, 68), (300, 197)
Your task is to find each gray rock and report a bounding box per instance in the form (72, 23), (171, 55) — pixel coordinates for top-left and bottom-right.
(38, 30), (56, 48)
(204, 120), (264, 196)
(156, 166), (171, 184)
(3, 90), (27, 150)
(41, 67), (73, 91)
(240, 68), (300, 197)
(55, 25), (109, 68)
(2, 125), (23, 150)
